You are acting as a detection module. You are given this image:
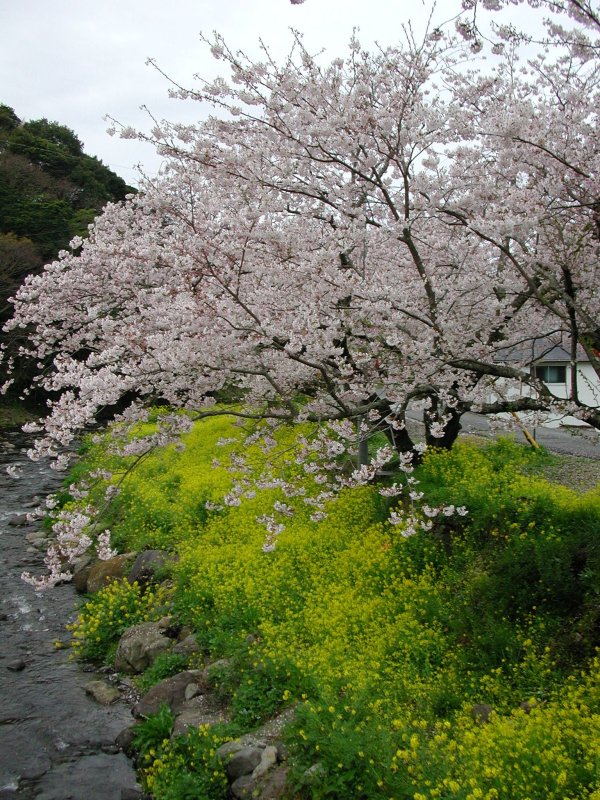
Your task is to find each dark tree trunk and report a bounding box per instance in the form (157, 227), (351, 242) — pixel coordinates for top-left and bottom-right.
(375, 403), (424, 466)
(382, 421), (417, 455)
(425, 407), (463, 450)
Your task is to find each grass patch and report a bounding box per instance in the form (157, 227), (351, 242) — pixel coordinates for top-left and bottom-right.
(66, 419), (600, 799)
(135, 652), (192, 695)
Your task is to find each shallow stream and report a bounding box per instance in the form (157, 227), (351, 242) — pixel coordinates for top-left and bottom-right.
(0, 429), (138, 800)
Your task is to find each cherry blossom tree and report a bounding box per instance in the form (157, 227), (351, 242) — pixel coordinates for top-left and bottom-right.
(3, 1), (599, 468)
(457, 0), (600, 54)
(3, 0), (599, 579)
(438, 44), (600, 427)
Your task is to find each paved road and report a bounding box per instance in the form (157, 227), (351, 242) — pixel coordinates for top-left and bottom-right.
(406, 410), (600, 460)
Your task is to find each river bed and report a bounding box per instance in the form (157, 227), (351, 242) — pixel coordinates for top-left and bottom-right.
(0, 429), (139, 800)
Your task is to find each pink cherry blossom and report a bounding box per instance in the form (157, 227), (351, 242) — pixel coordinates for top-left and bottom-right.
(3, 0), (599, 563)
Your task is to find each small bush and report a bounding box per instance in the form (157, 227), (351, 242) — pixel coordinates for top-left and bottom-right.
(68, 579), (172, 664)
(141, 724), (229, 800)
(133, 704), (175, 760)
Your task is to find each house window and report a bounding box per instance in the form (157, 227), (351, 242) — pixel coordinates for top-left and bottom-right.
(535, 365), (566, 383)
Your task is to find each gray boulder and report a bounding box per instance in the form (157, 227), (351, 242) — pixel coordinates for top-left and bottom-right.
(252, 746), (278, 780)
(171, 694), (229, 736)
(25, 531), (47, 547)
(132, 669), (209, 718)
(225, 747), (264, 783)
(128, 550), (173, 586)
(246, 706), (296, 746)
(71, 553), (95, 593)
(115, 725), (139, 757)
(172, 634), (201, 658)
(184, 682), (201, 701)
(8, 513), (30, 527)
(113, 619), (173, 674)
(230, 765), (289, 800)
(229, 775), (255, 799)
(217, 740), (245, 760)
(86, 553), (136, 594)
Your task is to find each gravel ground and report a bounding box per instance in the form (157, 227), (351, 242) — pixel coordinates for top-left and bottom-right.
(530, 453), (600, 493)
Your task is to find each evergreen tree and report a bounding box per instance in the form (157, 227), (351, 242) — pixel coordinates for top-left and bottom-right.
(0, 105), (135, 399)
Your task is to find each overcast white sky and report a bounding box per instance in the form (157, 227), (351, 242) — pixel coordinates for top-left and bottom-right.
(0, 0), (470, 185)
(1, 0), (551, 189)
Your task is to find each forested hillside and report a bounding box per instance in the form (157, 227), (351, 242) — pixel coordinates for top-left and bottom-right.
(0, 103), (134, 397)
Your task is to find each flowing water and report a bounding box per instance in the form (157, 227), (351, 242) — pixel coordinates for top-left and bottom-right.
(0, 430), (139, 800)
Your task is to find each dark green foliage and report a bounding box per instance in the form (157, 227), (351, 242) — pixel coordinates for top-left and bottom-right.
(0, 104), (135, 398)
(144, 725), (229, 799)
(133, 704), (175, 758)
(0, 232), (42, 319)
(414, 439), (600, 664)
(0, 104), (20, 134)
(288, 698), (404, 800)
(158, 773), (220, 800)
(230, 663), (287, 729)
(0, 110), (132, 258)
(21, 118), (83, 156)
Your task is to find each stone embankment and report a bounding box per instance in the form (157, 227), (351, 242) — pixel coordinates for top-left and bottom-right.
(72, 550), (293, 800)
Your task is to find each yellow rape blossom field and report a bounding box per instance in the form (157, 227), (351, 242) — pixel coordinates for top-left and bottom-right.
(67, 414), (600, 799)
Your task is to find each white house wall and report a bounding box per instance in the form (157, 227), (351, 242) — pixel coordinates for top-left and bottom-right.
(573, 363), (600, 409)
(492, 362), (600, 428)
